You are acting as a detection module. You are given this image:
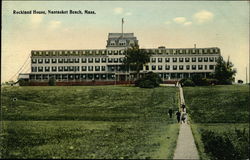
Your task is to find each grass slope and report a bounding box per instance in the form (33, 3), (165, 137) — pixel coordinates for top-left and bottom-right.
(183, 85), (249, 123)
(1, 86), (179, 159)
(183, 85), (249, 160)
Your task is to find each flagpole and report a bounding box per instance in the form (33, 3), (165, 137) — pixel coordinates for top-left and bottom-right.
(122, 18), (124, 38)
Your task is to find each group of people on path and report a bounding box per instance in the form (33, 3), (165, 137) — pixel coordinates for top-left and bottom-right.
(168, 104), (188, 124)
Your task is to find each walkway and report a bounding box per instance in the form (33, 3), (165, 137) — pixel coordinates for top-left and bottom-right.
(173, 86), (199, 160)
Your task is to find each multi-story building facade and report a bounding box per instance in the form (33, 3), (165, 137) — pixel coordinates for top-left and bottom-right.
(18, 32), (221, 85)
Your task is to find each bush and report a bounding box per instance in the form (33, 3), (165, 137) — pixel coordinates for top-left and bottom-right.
(182, 79), (195, 87)
(201, 129), (249, 160)
(48, 77), (56, 86)
(18, 79), (29, 86)
(182, 75), (218, 86)
(135, 72), (162, 88)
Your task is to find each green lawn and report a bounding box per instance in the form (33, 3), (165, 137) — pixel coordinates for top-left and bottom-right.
(183, 85), (249, 123)
(183, 85), (249, 160)
(1, 86), (179, 159)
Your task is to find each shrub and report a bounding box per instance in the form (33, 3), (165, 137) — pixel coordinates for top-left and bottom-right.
(18, 79), (29, 86)
(48, 77), (56, 86)
(201, 129), (249, 160)
(135, 72), (162, 88)
(182, 79), (195, 87)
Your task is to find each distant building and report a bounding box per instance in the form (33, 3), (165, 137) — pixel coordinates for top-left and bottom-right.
(18, 32), (221, 85)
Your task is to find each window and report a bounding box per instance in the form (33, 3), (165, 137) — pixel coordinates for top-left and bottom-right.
(205, 65), (207, 70)
(185, 58), (190, 62)
(38, 59), (43, 64)
(152, 65), (156, 70)
(69, 59), (74, 63)
(179, 65), (184, 70)
(186, 65), (190, 70)
(119, 58), (124, 63)
(199, 49), (203, 54)
(75, 66), (80, 72)
(172, 58), (177, 62)
(52, 66), (57, 72)
(114, 58), (118, 63)
(75, 58), (80, 63)
(108, 50), (112, 55)
(38, 67), (43, 72)
(209, 65), (214, 70)
(146, 65), (149, 70)
(58, 58), (63, 63)
(64, 66), (69, 71)
(192, 57), (196, 62)
(108, 58), (113, 63)
(101, 66), (106, 71)
(45, 67), (51, 72)
(204, 57), (208, 62)
(151, 58), (156, 63)
(95, 58), (100, 63)
(32, 59), (37, 64)
(69, 66), (74, 71)
(88, 66), (93, 71)
(198, 57), (203, 62)
(158, 58), (162, 63)
(192, 65), (196, 70)
(31, 67), (37, 72)
(198, 65), (203, 70)
(114, 50), (119, 55)
(209, 57), (214, 62)
(88, 58), (93, 63)
(82, 66), (87, 71)
(165, 65), (170, 70)
(58, 66), (63, 72)
(173, 65), (177, 70)
(64, 59), (69, 63)
(52, 59), (57, 63)
(95, 66), (100, 71)
(165, 58), (170, 62)
(158, 65), (162, 70)
(101, 58), (106, 63)
(179, 58), (184, 62)
(82, 58), (87, 63)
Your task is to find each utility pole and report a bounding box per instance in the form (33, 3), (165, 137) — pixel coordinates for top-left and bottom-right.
(246, 66), (248, 84)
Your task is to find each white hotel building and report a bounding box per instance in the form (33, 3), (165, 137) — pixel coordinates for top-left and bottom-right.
(19, 32), (221, 85)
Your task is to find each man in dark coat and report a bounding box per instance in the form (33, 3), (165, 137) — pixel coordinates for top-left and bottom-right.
(168, 109), (173, 118)
(176, 110), (181, 123)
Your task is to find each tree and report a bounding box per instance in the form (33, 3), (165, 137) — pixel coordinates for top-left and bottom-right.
(213, 56), (236, 84)
(123, 44), (152, 80)
(135, 72), (162, 88)
(48, 77), (56, 86)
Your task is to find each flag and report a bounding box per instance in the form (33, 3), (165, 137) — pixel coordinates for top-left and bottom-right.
(122, 18), (124, 24)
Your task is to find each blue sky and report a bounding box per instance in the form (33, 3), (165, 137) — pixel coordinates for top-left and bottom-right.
(2, 1), (249, 82)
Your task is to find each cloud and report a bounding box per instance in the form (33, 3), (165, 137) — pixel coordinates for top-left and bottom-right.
(114, 7), (123, 14)
(173, 17), (186, 24)
(164, 21), (171, 25)
(125, 12), (132, 16)
(184, 21), (192, 26)
(30, 14), (44, 27)
(48, 20), (61, 30)
(193, 10), (214, 24)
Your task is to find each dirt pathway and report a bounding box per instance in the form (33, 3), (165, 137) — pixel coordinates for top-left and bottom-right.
(173, 86), (199, 159)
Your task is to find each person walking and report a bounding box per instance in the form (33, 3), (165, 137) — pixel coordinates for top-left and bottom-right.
(181, 104), (186, 112)
(181, 112), (187, 124)
(168, 108), (173, 118)
(176, 110), (181, 123)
